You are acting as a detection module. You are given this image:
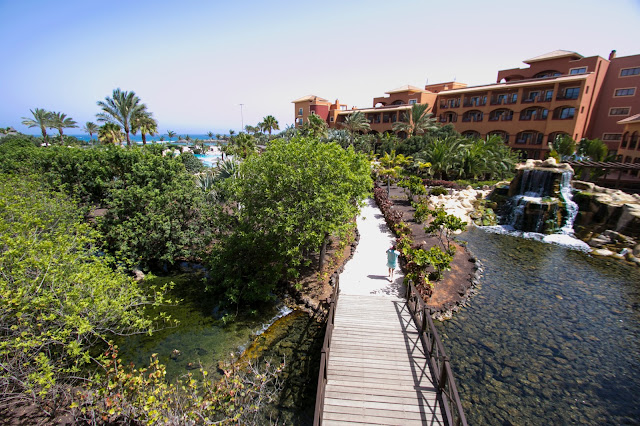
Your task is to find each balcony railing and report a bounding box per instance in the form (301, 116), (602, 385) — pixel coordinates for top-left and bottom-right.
(556, 94), (579, 101)
(463, 100), (487, 107)
(489, 115), (513, 122)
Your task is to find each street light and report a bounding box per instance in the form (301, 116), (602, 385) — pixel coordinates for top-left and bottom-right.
(239, 103), (244, 130)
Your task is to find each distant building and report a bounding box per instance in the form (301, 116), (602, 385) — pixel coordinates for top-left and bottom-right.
(293, 49), (640, 159)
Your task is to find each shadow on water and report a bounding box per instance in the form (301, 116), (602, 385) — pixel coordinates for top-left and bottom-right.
(437, 227), (640, 425)
(116, 272), (325, 425)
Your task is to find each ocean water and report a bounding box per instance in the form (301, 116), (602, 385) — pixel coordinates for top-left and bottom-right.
(69, 133), (226, 143)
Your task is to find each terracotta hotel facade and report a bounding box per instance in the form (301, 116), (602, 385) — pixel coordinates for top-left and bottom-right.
(293, 50), (640, 164)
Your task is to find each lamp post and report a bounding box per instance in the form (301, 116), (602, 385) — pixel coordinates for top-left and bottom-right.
(239, 103), (244, 130)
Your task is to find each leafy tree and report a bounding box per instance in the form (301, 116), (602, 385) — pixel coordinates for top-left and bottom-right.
(98, 122), (125, 145)
(424, 206), (467, 253)
(578, 138), (608, 161)
(83, 121), (99, 142)
(0, 174), (167, 408)
(21, 108), (52, 146)
(96, 88), (147, 146)
(261, 115), (280, 138)
(49, 111), (78, 144)
(97, 150), (208, 269)
(549, 134), (576, 161)
(341, 111), (370, 143)
(392, 103), (438, 137)
(178, 151), (204, 173)
(209, 137), (371, 304)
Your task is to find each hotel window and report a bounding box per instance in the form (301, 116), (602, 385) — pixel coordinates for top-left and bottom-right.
(329, 116), (334, 122)
(562, 87), (580, 100)
(609, 107), (630, 116)
(298, 108), (303, 116)
(297, 118), (303, 125)
(602, 134), (622, 141)
(555, 107), (576, 119)
(409, 99), (417, 105)
(615, 88), (636, 97)
(620, 67), (640, 77)
(570, 67), (587, 75)
(543, 90), (553, 101)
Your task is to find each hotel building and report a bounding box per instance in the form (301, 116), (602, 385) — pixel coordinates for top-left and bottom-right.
(293, 50), (640, 160)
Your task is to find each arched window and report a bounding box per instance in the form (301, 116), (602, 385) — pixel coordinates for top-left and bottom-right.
(488, 130), (510, 143)
(534, 70), (561, 78)
(520, 107), (548, 121)
(489, 109), (514, 121)
(548, 132), (570, 144)
(630, 131), (638, 150)
(462, 131), (481, 139)
(439, 112), (457, 123)
(553, 106), (576, 120)
(462, 110), (483, 122)
(516, 131), (544, 145)
(391, 100), (404, 105)
(622, 132), (629, 148)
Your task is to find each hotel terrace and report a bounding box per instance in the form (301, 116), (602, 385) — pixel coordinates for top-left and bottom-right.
(293, 50), (640, 161)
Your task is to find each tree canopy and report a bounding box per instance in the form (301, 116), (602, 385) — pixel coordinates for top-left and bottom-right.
(208, 137), (372, 304)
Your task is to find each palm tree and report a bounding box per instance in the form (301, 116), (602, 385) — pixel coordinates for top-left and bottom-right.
(378, 150), (413, 197)
(49, 112), (78, 144)
(207, 131), (214, 141)
(304, 114), (329, 139)
(132, 111), (158, 145)
(415, 136), (462, 180)
(392, 103), (438, 137)
(166, 130), (176, 142)
(340, 111), (370, 143)
(96, 88), (147, 146)
(229, 129), (236, 137)
(21, 108), (52, 146)
(83, 122), (99, 142)
(159, 135), (165, 142)
(261, 115), (280, 138)
(98, 123), (125, 145)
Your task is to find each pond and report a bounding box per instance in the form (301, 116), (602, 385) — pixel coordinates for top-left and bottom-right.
(437, 227), (640, 424)
(116, 273), (323, 424)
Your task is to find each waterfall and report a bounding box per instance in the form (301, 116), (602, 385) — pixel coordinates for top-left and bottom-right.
(559, 170), (579, 235)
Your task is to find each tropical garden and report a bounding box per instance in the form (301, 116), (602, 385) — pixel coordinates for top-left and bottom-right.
(2, 92), (617, 423)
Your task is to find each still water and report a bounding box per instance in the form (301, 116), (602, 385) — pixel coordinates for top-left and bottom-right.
(117, 273), (323, 424)
(438, 227), (640, 424)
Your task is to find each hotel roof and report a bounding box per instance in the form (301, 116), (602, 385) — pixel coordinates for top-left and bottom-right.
(385, 85), (426, 94)
(617, 113), (640, 124)
(436, 73), (590, 96)
(523, 50), (583, 64)
(291, 95), (330, 103)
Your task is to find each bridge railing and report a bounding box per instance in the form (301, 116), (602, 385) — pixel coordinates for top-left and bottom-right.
(407, 280), (468, 426)
(313, 276), (339, 426)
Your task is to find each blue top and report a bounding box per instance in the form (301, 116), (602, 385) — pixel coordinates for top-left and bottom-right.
(386, 249), (400, 269)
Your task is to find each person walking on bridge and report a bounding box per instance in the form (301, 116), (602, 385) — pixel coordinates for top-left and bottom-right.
(386, 245), (400, 281)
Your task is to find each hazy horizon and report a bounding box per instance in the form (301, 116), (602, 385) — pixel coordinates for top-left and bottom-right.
(2, 0), (639, 135)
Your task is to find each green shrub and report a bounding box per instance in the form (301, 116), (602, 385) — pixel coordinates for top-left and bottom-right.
(430, 186), (448, 196)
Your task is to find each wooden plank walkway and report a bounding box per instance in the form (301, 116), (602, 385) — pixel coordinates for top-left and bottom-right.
(322, 294), (443, 426)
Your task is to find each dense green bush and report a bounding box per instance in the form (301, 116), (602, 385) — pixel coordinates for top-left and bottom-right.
(430, 186), (448, 196)
(0, 174), (169, 407)
(208, 137), (372, 304)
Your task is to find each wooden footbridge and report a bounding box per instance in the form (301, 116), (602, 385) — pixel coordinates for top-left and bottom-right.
(314, 280), (467, 426)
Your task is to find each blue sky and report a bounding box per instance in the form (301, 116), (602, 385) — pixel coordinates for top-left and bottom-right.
(1, 0), (639, 135)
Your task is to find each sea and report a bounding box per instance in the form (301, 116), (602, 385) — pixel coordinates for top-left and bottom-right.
(68, 134), (225, 143)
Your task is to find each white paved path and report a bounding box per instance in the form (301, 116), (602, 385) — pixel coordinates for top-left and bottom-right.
(338, 198), (405, 298)
(322, 198), (443, 425)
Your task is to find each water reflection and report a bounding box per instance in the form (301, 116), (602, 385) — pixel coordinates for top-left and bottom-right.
(438, 227), (640, 424)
